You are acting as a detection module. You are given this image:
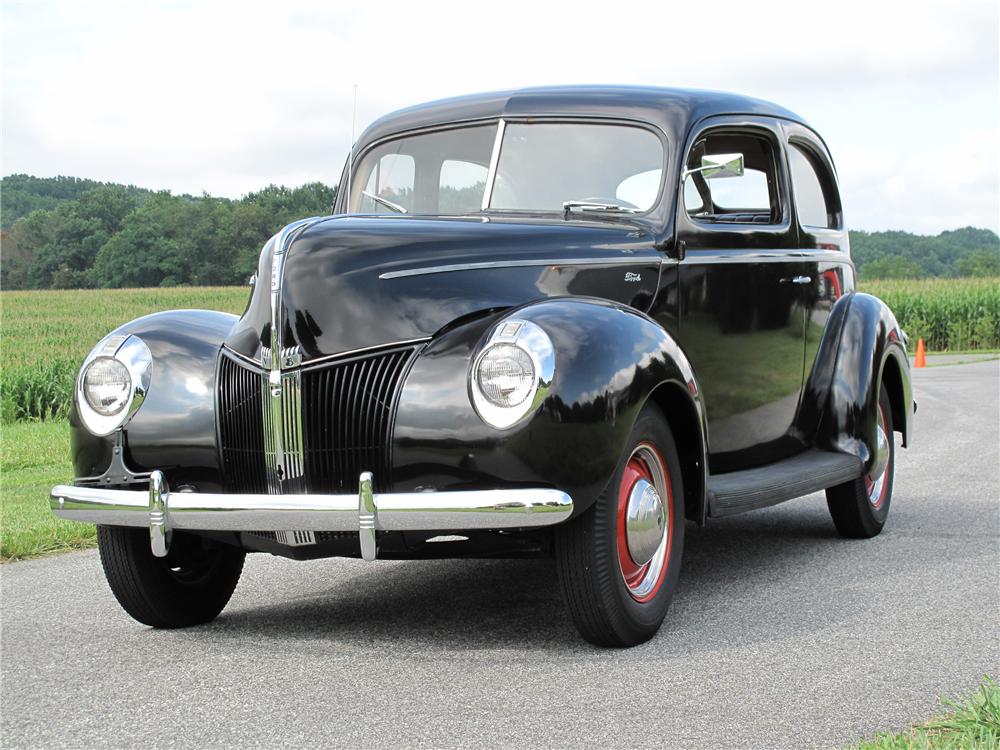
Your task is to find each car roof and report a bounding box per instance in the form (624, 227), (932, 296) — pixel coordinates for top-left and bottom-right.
(356, 85), (809, 147)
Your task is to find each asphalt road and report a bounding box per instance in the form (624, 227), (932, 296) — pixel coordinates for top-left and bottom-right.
(2, 360), (998, 749)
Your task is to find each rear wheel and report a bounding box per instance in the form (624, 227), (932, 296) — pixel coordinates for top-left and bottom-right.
(555, 404), (685, 647)
(97, 526), (245, 628)
(826, 385), (895, 538)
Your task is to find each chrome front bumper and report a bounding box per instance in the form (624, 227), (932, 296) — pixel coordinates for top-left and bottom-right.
(50, 471), (573, 560)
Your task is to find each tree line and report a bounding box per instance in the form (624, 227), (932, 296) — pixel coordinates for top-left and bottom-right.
(1, 174), (996, 289)
(1, 175), (336, 289)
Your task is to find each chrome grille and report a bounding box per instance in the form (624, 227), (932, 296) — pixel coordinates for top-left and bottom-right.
(217, 353), (268, 493)
(217, 345), (417, 495)
(301, 346), (415, 494)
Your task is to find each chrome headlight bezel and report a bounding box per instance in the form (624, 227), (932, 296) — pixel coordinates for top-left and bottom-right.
(470, 319), (555, 429)
(77, 334), (152, 436)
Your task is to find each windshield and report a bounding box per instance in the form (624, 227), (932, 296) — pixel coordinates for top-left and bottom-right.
(347, 121), (664, 216)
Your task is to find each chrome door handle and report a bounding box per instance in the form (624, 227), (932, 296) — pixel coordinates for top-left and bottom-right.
(780, 275), (812, 285)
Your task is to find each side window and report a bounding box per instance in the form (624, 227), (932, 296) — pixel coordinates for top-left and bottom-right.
(439, 160), (487, 213)
(683, 130), (781, 224)
(788, 143), (836, 228)
(360, 153), (415, 213)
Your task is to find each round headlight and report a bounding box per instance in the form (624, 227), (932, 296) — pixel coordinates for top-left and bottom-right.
(82, 358), (132, 416)
(77, 334), (152, 436)
(476, 344), (535, 408)
(470, 319), (554, 429)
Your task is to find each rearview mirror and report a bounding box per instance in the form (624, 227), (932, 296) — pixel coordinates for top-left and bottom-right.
(683, 153), (745, 181)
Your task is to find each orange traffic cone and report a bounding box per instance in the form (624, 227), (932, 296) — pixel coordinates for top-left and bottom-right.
(914, 338), (926, 368)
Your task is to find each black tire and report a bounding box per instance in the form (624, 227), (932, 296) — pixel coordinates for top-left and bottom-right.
(826, 386), (895, 538)
(555, 403), (685, 647)
(97, 526), (245, 628)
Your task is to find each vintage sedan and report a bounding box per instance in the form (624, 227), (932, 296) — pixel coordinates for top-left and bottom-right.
(52, 86), (913, 647)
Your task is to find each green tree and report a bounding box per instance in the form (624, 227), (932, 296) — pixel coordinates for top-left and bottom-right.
(90, 194), (185, 287)
(956, 248), (1000, 277)
(860, 255), (927, 279)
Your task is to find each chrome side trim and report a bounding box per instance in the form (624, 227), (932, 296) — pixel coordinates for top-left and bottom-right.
(379, 256), (654, 280)
(50, 473), (574, 561)
(682, 250), (847, 264)
(481, 118), (505, 211)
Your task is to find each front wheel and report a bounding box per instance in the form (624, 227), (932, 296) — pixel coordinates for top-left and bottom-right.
(826, 385), (895, 538)
(97, 526), (245, 628)
(555, 403), (685, 647)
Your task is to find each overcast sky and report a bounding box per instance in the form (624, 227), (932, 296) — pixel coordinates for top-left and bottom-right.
(2, 1), (998, 233)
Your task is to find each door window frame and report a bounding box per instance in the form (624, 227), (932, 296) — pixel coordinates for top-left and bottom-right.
(780, 121), (847, 252)
(675, 116), (794, 250)
(784, 127), (843, 231)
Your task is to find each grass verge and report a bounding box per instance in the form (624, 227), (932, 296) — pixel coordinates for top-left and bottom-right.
(848, 678), (999, 749)
(0, 421), (93, 561)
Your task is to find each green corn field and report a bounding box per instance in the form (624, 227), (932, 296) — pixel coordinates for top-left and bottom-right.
(861, 277), (1000, 353)
(1, 279), (997, 424)
(1, 287), (248, 423)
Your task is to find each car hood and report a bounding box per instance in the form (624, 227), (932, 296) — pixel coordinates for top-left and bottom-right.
(224, 215), (660, 363)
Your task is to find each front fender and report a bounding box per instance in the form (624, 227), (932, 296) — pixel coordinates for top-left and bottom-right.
(802, 292), (912, 470)
(70, 310), (238, 485)
(391, 297), (707, 518)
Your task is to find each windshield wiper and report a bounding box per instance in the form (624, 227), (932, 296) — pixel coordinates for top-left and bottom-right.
(562, 200), (639, 219)
(362, 190), (407, 214)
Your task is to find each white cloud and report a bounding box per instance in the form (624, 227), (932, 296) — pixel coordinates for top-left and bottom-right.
(2, 0), (997, 232)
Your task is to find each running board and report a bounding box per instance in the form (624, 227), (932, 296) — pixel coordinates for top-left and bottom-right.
(707, 449), (864, 518)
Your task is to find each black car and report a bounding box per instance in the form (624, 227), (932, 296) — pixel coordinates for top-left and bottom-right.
(52, 86), (913, 647)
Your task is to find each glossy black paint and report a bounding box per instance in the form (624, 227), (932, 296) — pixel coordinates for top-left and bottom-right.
(71, 310), (237, 489)
(67, 86), (912, 554)
(225, 216), (660, 362)
(392, 297), (706, 519)
(809, 293), (912, 466)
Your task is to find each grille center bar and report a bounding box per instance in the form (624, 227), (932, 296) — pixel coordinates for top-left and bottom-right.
(262, 218), (323, 494)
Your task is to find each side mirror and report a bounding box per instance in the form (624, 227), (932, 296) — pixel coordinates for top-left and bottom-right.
(682, 153), (745, 181)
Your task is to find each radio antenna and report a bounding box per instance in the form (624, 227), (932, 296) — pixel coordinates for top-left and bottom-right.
(346, 84), (357, 214)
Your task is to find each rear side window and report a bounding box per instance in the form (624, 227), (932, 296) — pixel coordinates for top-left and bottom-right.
(788, 143), (835, 228)
(683, 130), (781, 225)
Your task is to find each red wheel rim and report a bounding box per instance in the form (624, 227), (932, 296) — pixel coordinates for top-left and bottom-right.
(616, 442), (673, 603)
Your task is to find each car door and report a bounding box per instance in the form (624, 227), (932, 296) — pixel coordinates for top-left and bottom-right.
(781, 123), (855, 414)
(673, 116), (810, 473)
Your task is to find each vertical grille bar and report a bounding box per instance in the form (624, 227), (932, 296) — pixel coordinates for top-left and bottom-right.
(282, 370), (306, 492)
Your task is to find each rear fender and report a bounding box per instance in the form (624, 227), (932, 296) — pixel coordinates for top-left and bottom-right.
(800, 292), (912, 470)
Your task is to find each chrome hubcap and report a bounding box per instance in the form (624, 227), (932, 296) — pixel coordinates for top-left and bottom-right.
(866, 405), (890, 507)
(617, 443), (672, 602)
(625, 479), (664, 566)
(871, 422), (890, 481)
